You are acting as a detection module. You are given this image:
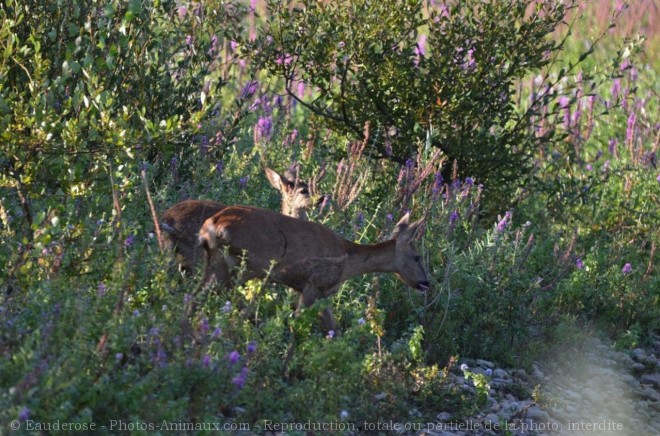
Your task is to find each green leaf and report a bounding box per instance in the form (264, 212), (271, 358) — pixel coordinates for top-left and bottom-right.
(104, 4), (116, 18)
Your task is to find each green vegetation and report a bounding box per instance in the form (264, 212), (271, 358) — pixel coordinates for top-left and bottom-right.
(1, 0), (658, 431)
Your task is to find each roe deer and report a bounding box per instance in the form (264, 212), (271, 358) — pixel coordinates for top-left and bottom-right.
(161, 166), (314, 273)
(198, 207), (429, 332)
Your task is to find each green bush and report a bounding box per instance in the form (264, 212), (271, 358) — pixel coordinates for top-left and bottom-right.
(251, 0), (606, 205)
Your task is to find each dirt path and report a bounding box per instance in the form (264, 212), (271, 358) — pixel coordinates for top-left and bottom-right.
(427, 336), (660, 435)
(534, 337), (660, 435)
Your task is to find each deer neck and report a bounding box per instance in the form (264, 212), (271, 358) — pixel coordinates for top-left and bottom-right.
(342, 240), (396, 280)
(283, 202), (308, 221)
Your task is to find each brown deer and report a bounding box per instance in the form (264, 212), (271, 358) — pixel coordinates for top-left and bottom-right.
(198, 206), (429, 332)
(161, 166), (315, 274)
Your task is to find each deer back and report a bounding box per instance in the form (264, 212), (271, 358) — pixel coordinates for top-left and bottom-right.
(199, 206), (348, 282)
(161, 200), (226, 272)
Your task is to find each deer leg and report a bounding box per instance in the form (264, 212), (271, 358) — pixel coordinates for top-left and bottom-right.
(319, 284), (339, 335)
(299, 284), (337, 335)
(201, 251), (231, 290)
(186, 250), (231, 319)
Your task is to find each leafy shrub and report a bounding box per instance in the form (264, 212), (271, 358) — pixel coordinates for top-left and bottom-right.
(252, 0), (605, 205)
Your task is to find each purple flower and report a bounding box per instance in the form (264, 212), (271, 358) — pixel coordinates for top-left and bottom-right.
(199, 317), (209, 334)
(177, 5), (187, 18)
(356, 211), (364, 228)
(275, 53), (293, 65)
(358, 317), (366, 326)
(656, 174), (660, 183)
(228, 351), (240, 364)
(186, 35), (193, 46)
(386, 213), (393, 222)
(586, 164), (593, 171)
(211, 327), (222, 339)
(558, 96), (570, 108)
(202, 354), (211, 368)
(230, 40), (238, 52)
(496, 211), (512, 233)
(184, 294), (192, 305)
(611, 79), (621, 101)
(238, 176), (249, 189)
(210, 34), (218, 51)
(414, 35), (427, 65)
(240, 81), (258, 99)
(255, 116), (273, 142)
(19, 406), (30, 421)
(432, 171), (444, 194)
(133, 309), (140, 317)
(626, 112), (636, 144)
(615, 0), (625, 13)
(622, 263), (633, 275)
(326, 330), (335, 339)
(417, 34), (427, 57)
(338, 41), (345, 49)
(576, 258), (584, 270)
(98, 282), (107, 297)
(115, 352), (124, 362)
(247, 341), (257, 354)
(124, 235), (135, 248)
(465, 177), (474, 186)
(465, 48), (476, 69)
(232, 367), (249, 389)
(155, 346), (167, 367)
(608, 138), (617, 155)
(449, 211), (459, 224)
(223, 301), (232, 313)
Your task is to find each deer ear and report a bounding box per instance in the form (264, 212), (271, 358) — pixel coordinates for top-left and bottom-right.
(391, 212), (411, 238)
(392, 214), (425, 241)
(407, 218), (426, 240)
(284, 162), (300, 182)
(265, 167), (285, 191)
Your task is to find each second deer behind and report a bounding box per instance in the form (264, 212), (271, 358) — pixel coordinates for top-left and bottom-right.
(160, 165), (315, 274)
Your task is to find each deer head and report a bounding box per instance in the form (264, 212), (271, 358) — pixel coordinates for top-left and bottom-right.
(264, 165), (316, 220)
(389, 213), (430, 292)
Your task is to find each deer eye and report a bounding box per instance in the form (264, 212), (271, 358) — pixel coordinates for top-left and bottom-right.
(298, 188), (309, 195)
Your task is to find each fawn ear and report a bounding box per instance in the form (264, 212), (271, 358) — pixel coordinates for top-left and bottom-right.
(265, 167), (288, 192)
(391, 213), (425, 241)
(283, 162), (301, 183)
(391, 212), (410, 239)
